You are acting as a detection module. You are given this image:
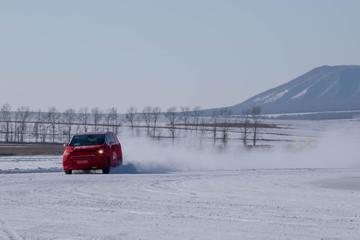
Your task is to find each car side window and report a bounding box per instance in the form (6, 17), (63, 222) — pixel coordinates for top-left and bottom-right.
(105, 134), (111, 145)
(110, 134), (115, 144)
(106, 133), (116, 145)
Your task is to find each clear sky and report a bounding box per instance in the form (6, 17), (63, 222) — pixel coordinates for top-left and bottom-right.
(1, 0), (359, 112)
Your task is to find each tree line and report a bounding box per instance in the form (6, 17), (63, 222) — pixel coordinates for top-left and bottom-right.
(0, 104), (120, 144)
(0, 104), (267, 146)
(125, 105), (267, 146)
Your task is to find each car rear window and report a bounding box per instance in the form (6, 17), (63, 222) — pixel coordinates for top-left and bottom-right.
(70, 134), (105, 147)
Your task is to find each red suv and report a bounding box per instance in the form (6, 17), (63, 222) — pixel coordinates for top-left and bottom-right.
(62, 132), (123, 174)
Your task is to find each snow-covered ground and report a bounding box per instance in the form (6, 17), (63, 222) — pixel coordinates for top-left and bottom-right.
(0, 169), (360, 239)
(1, 120), (360, 239)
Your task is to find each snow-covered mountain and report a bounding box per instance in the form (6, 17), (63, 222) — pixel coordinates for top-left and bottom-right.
(228, 65), (360, 114)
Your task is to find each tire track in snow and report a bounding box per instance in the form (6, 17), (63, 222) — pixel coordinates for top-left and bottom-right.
(0, 219), (23, 240)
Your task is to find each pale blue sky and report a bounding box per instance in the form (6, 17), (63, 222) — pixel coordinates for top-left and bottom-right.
(1, 0), (359, 112)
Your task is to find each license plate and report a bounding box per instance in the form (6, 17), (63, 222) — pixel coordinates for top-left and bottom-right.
(77, 160), (88, 164)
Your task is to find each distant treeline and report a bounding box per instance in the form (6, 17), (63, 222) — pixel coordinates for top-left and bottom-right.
(0, 104), (268, 146)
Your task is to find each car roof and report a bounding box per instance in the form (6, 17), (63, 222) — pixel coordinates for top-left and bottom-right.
(73, 132), (114, 136)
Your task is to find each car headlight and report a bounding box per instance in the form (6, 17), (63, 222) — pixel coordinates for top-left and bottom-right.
(98, 149), (104, 154)
(63, 150), (70, 156)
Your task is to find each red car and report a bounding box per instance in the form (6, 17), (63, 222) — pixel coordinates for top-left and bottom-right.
(62, 132), (123, 174)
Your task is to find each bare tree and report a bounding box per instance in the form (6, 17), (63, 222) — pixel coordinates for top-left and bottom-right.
(199, 118), (207, 140)
(211, 111), (219, 143)
(47, 107), (60, 143)
(219, 108), (231, 144)
(106, 107), (119, 133)
(142, 106), (152, 132)
(112, 108), (121, 134)
(105, 109), (112, 131)
(165, 107), (178, 139)
(240, 110), (251, 146)
(63, 108), (76, 142)
(78, 107), (89, 133)
(150, 107), (161, 137)
(17, 106), (30, 143)
(33, 109), (42, 143)
(250, 106), (262, 146)
(91, 107), (103, 132)
(0, 104), (12, 142)
(39, 124), (48, 143)
(125, 107), (137, 128)
(181, 107), (190, 127)
(14, 110), (21, 142)
(191, 106), (202, 132)
(34, 110), (48, 143)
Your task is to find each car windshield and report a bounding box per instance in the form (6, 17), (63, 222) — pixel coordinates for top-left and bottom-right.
(69, 134), (105, 147)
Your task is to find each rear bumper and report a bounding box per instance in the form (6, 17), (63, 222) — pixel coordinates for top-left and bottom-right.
(63, 155), (108, 171)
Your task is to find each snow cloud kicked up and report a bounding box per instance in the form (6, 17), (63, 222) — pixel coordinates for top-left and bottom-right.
(121, 121), (360, 173)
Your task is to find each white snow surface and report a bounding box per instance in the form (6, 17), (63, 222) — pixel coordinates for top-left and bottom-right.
(253, 89), (289, 104)
(0, 156), (61, 174)
(320, 79), (338, 97)
(263, 89), (289, 103)
(1, 121), (360, 239)
(291, 88), (308, 99)
(0, 169), (360, 239)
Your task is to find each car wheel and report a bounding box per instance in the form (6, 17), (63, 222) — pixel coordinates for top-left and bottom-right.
(102, 160), (110, 174)
(64, 170), (72, 175)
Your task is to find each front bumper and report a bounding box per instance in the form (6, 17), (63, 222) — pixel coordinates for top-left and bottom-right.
(63, 154), (108, 171)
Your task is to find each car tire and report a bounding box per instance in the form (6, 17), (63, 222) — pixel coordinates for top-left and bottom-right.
(64, 170), (72, 175)
(102, 160), (110, 174)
